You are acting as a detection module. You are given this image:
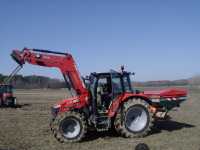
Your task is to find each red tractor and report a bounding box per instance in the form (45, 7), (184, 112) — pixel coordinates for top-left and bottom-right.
(11, 48), (187, 142)
(0, 84), (16, 107)
(0, 63), (21, 107)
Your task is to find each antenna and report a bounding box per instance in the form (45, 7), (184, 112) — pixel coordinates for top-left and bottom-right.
(121, 65), (125, 73)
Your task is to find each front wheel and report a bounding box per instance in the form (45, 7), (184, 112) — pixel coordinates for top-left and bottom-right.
(51, 111), (87, 143)
(114, 98), (154, 138)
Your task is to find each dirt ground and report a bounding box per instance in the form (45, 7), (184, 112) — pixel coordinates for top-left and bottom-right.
(0, 87), (200, 150)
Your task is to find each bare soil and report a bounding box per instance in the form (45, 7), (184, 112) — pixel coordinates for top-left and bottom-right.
(0, 87), (200, 150)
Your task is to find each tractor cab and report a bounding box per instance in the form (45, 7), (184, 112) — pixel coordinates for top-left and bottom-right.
(0, 84), (13, 94)
(89, 70), (134, 113)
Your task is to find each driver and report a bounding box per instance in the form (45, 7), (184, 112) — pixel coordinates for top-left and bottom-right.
(101, 83), (112, 109)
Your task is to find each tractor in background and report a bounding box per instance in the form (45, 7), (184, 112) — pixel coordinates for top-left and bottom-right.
(0, 62), (21, 107)
(0, 84), (16, 107)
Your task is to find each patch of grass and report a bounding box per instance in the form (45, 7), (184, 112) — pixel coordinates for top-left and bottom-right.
(0, 87), (199, 150)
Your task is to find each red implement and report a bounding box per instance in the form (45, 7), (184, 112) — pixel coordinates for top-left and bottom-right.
(144, 88), (187, 98)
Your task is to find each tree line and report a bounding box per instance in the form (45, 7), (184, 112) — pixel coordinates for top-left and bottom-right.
(134, 79), (189, 87)
(0, 74), (66, 89)
(0, 73), (199, 89)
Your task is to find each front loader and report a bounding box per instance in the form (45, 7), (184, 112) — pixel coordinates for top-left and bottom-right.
(11, 48), (187, 142)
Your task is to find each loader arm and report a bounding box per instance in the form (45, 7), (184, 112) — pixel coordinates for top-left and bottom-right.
(11, 48), (88, 96)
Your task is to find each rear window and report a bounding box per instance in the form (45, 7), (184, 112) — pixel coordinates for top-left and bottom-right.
(0, 86), (4, 93)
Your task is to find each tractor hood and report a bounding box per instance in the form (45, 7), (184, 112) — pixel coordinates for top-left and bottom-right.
(143, 88), (187, 98)
(59, 96), (80, 105)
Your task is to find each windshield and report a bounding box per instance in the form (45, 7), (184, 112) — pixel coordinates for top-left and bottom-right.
(122, 75), (133, 92)
(112, 77), (123, 95)
(110, 71), (133, 95)
(0, 86), (4, 94)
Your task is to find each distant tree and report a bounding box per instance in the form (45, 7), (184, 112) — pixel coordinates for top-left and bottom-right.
(189, 75), (200, 86)
(0, 74), (65, 89)
(0, 74), (8, 83)
(0, 73), (191, 89)
(0, 74), (4, 83)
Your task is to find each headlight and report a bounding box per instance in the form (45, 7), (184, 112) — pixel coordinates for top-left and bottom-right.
(53, 104), (61, 109)
(72, 99), (80, 103)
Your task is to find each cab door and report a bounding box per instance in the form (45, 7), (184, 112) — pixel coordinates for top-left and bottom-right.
(110, 70), (123, 99)
(95, 75), (112, 111)
(108, 71), (124, 116)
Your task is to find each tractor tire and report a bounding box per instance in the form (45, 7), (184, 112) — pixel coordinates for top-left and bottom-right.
(51, 111), (87, 143)
(9, 98), (17, 107)
(114, 98), (154, 138)
(0, 99), (2, 107)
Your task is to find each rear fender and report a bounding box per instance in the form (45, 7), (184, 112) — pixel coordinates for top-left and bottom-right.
(108, 93), (151, 118)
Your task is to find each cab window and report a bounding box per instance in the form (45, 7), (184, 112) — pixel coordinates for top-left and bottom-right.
(123, 76), (133, 92)
(112, 77), (123, 95)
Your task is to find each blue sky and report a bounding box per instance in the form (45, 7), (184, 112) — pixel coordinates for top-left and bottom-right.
(0, 0), (199, 81)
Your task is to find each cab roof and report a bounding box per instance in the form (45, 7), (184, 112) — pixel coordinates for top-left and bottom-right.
(91, 71), (131, 77)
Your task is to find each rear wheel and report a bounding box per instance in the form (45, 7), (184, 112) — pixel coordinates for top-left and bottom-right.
(51, 111), (87, 143)
(114, 98), (154, 138)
